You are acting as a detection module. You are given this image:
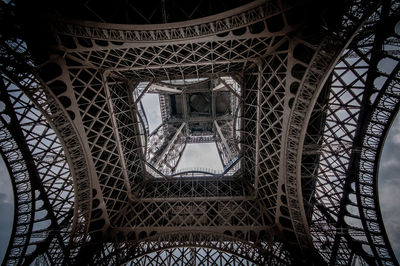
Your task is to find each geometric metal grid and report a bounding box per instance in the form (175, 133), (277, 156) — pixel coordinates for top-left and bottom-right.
(0, 0), (399, 265)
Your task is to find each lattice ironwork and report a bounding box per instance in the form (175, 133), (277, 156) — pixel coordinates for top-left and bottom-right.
(0, 51), (75, 264)
(0, 0), (399, 265)
(310, 1), (400, 265)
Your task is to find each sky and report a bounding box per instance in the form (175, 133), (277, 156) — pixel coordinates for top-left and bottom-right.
(176, 143), (223, 172)
(141, 93), (162, 133)
(0, 156), (14, 262)
(378, 114), (400, 260)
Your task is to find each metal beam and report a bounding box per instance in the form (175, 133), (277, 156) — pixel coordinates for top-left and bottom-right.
(149, 83), (182, 94)
(214, 120), (234, 164)
(182, 91), (189, 136)
(218, 77), (242, 99)
(134, 81), (152, 105)
(211, 83), (226, 91)
(155, 122), (186, 166)
(103, 73), (134, 201)
(253, 62), (262, 191)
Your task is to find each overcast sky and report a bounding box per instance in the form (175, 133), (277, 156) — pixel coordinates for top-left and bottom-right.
(379, 114), (400, 260)
(176, 143), (223, 172)
(0, 156), (14, 262)
(141, 93), (162, 133)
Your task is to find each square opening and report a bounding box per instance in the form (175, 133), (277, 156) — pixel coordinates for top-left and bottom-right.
(134, 77), (241, 177)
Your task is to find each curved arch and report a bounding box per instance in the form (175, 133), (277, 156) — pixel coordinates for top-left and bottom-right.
(284, 0), (380, 256)
(94, 231), (291, 265)
(129, 232), (264, 264)
(0, 37), (94, 263)
(310, 2), (400, 264)
(29, 67), (92, 261)
(128, 247), (256, 266)
(52, 0), (291, 43)
(0, 72), (75, 264)
(356, 49), (400, 264)
(0, 110), (35, 265)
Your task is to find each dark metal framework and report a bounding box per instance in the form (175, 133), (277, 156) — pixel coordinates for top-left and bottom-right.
(0, 0), (399, 265)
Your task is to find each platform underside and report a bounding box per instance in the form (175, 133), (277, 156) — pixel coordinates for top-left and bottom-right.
(0, 0), (399, 265)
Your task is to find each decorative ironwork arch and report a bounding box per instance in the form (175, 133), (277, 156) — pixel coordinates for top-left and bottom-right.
(0, 0), (399, 265)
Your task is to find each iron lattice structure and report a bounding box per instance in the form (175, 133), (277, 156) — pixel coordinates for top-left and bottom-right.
(0, 0), (400, 265)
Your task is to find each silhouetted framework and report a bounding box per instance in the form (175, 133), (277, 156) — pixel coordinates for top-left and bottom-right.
(0, 0), (399, 265)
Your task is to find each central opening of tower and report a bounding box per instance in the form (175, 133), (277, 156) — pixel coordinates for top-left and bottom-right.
(134, 76), (241, 177)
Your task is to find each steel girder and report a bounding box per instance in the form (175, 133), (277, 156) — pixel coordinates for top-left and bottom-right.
(0, 0), (399, 265)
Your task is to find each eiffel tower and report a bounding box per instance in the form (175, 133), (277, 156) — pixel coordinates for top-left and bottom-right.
(0, 0), (399, 265)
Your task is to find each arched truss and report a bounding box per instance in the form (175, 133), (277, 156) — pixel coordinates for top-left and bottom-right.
(0, 0), (399, 265)
(0, 37), (103, 263)
(91, 231), (291, 265)
(310, 1), (400, 265)
(0, 60), (75, 263)
(128, 247), (256, 266)
(51, 0), (293, 44)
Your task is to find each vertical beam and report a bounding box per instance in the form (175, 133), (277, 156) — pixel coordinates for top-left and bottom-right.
(155, 122), (186, 166)
(330, 2), (394, 263)
(161, 0), (167, 23)
(103, 73), (133, 201)
(253, 62), (262, 191)
(214, 120), (234, 163)
(182, 91), (189, 136)
(134, 81), (152, 105)
(171, 142), (186, 171)
(212, 88), (216, 121)
(215, 139), (227, 168)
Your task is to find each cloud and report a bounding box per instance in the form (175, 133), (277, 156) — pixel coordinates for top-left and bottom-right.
(381, 158), (398, 168)
(0, 194), (14, 262)
(392, 134), (400, 144)
(379, 114), (400, 261)
(141, 94), (162, 132)
(0, 157), (13, 204)
(176, 143), (223, 172)
(0, 156), (14, 262)
(388, 118), (400, 144)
